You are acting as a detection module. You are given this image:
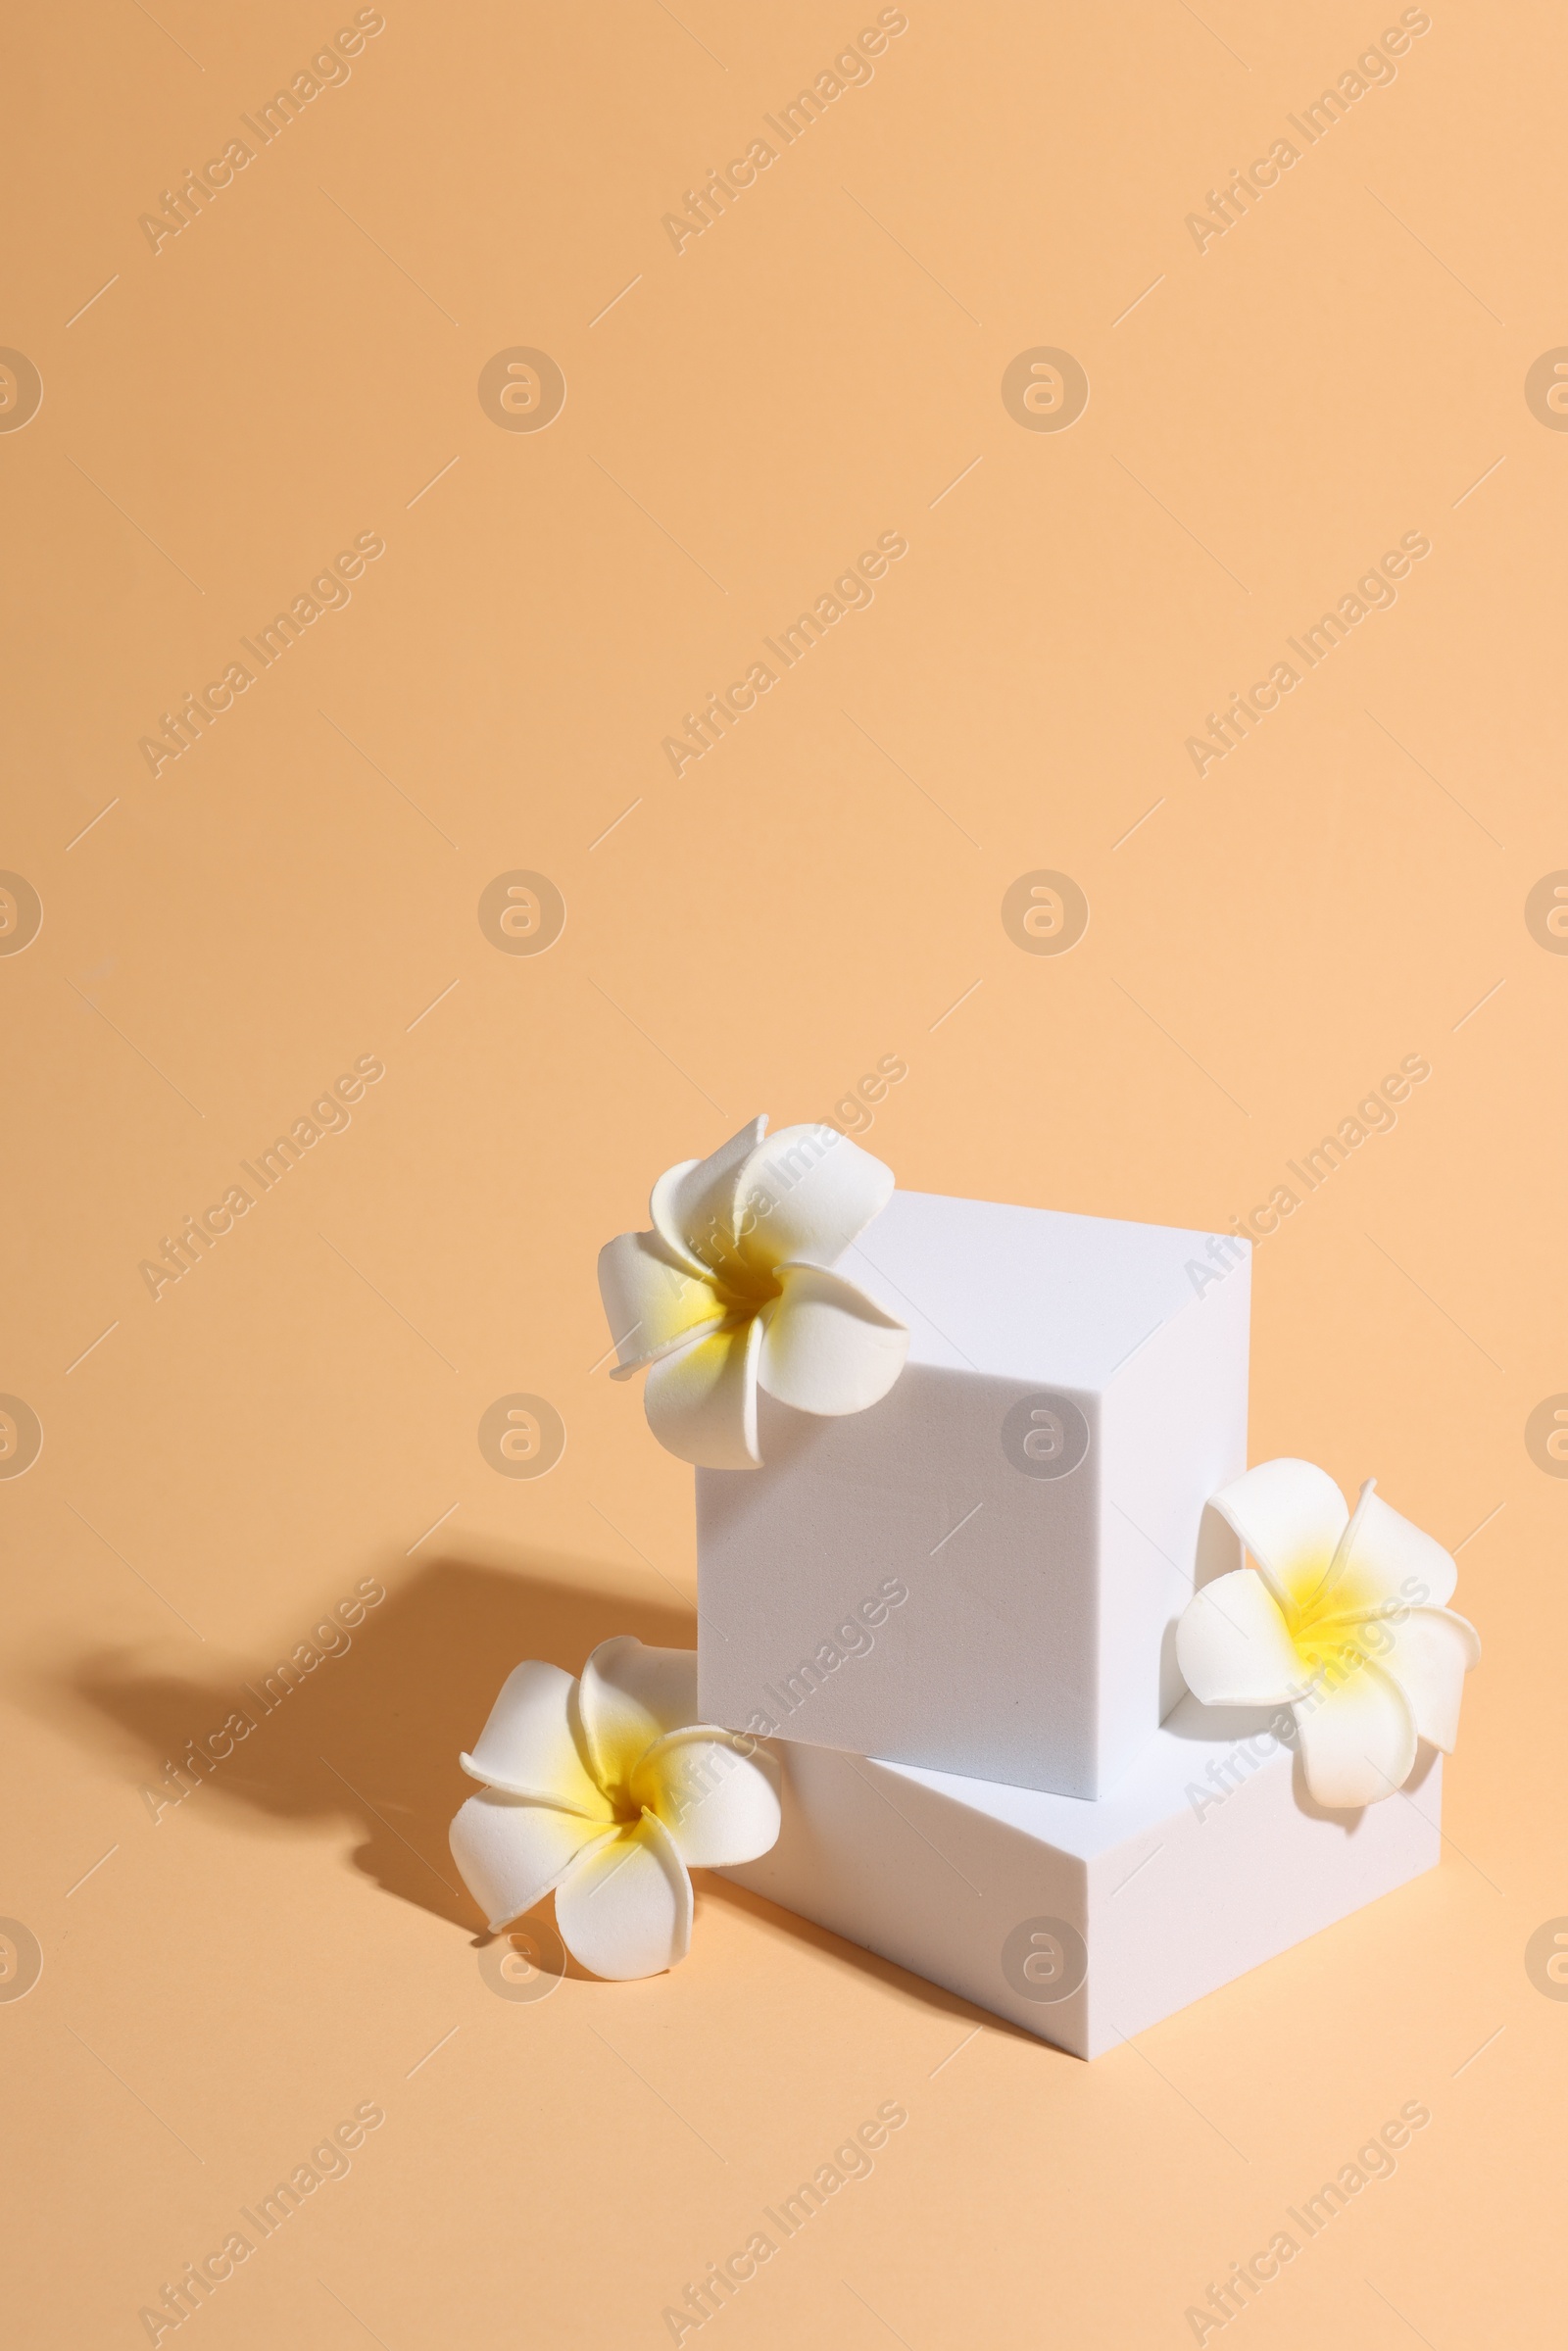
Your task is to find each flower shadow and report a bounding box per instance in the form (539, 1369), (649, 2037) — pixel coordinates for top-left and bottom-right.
(51, 1549), (695, 1935)
(46, 1551), (1063, 2033)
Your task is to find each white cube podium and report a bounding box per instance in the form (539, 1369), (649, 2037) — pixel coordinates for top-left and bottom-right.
(698, 1191), (1250, 1797)
(723, 1701), (1442, 2058)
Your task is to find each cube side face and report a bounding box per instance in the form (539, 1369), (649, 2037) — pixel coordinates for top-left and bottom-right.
(1095, 1250), (1251, 1788)
(698, 1369), (1102, 1795)
(1081, 1749), (1442, 2057)
(722, 1742), (1094, 2059)
(724, 1719), (1446, 2062)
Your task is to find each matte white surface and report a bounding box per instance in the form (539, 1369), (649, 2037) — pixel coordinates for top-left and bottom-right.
(698, 1189), (1251, 1795)
(845, 1189), (1235, 1384)
(723, 1697), (1443, 2058)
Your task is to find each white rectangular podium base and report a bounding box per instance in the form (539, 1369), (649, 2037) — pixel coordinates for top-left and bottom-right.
(722, 1697), (1441, 2058)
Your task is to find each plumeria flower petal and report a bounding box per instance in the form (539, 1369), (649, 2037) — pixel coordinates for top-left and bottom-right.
(735, 1122), (896, 1273)
(458, 1660), (612, 1817)
(598, 1114), (908, 1468)
(450, 1791), (612, 1930)
(1177, 1458), (1480, 1810)
(757, 1263), (910, 1416)
(1293, 1658), (1417, 1812)
(1203, 1456), (1347, 1611)
(1364, 1606), (1480, 1749)
(597, 1231), (727, 1378)
(554, 1812), (694, 1982)
(645, 1316), (762, 1470)
(634, 1728), (789, 1868)
(650, 1116), (766, 1278)
(1319, 1489), (1458, 1616)
(450, 1638), (780, 1977)
(1173, 1569), (1307, 1707)
(577, 1635), (702, 1792)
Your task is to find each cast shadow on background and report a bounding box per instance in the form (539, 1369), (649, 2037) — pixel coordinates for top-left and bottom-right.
(53, 1549), (1007, 2032)
(60, 1551), (691, 1935)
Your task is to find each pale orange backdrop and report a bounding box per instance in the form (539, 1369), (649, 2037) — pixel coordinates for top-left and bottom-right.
(4, 2), (1565, 2344)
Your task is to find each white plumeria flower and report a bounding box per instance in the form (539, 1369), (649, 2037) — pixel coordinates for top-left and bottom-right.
(597, 1114), (908, 1470)
(1177, 1458), (1480, 1811)
(450, 1637), (781, 1979)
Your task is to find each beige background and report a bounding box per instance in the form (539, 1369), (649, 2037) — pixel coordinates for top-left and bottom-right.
(5, 2), (1566, 2342)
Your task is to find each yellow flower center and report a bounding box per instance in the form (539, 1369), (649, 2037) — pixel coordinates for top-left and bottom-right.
(1278, 1547), (1388, 1687)
(684, 1224), (783, 1314)
(583, 1724), (653, 1822)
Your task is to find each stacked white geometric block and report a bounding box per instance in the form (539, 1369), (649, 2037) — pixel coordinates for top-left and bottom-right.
(699, 1190), (1251, 1796)
(723, 1700), (1442, 2059)
(701, 1188), (1446, 2053)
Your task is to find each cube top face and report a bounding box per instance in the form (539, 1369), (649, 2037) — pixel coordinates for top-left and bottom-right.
(839, 1189), (1245, 1390)
(697, 1189), (1250, 1798)
(889, 1694), (1287, 1861)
